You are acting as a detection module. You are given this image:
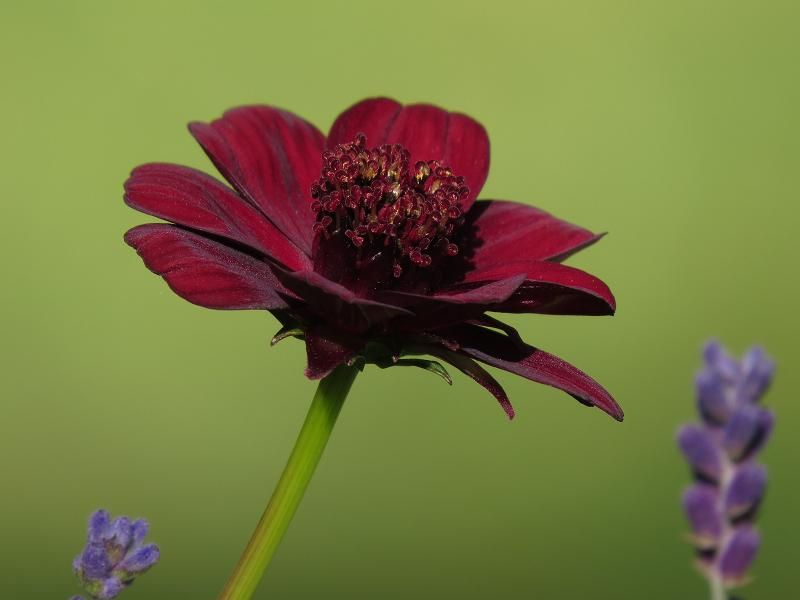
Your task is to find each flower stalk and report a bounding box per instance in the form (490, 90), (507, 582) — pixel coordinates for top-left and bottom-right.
(218, 364), (359, 600)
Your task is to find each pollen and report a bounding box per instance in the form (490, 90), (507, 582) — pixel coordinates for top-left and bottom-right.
(311, 134), (469, 277)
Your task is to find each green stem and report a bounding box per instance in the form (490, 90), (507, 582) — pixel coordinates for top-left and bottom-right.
(218, 364), (359, 600)
(709, 574), (727, 600)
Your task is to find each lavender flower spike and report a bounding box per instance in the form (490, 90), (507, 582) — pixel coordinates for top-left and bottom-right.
(678, 341), (775, 600)
(72, 509), (160, 600)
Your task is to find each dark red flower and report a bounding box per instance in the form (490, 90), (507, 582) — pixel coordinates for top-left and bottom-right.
(124, 98), (622, 421)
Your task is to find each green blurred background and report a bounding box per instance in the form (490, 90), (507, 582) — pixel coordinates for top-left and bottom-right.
(2, 1), (798, 598)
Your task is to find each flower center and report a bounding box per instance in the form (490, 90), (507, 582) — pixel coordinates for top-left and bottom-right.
(311, 134), (468, 278)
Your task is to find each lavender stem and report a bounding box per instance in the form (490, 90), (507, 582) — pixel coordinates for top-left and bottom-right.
(710, 574), (727, 600)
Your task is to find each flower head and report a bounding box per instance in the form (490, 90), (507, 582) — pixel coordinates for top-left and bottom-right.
(124, 98), (622, 420)
(72, 509), (160, 599)
(678, 341), (775, 591)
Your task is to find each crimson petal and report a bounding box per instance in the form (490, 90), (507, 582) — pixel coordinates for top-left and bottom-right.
(379, 276), (526, 333)
(464, 261), (615, 316)
(467, 315), (526, 349)
(125, 224), (293, 310)
(304, 327), (363, 380)
(443, 324), (623, 421)
(124, 163), (310, 271)
(189, 106), (325, 254)
(275, 269), (413, 334)
(383, 275), (525, 307)
(464, 200), (603, 265)
(416, 344), (514, 419)
(327, 97), (490, 209)
(327, 98), (403, 152)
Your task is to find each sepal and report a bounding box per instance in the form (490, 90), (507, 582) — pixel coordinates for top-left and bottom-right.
(271, 324), (305, 346)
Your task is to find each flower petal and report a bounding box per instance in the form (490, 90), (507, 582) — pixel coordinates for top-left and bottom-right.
(125, 224), (293, 310)
(376, 276), (527, 334)
(328, 97), (490, 208)
(274, 268), (413, 334)
(437, 324), (623, 420)
(464, 261), (616, 316)
(463, 200), (603, 265)
(418, 344), (514, 419)
(467, 315), (526, 349)
(424, 275), (527, 305)
(189, 106), (325, 254)
(327, 97), (403, 149)
(124, 163), (310, 271)
(304, 327), (363, 380)
(382, 275), (525, 310)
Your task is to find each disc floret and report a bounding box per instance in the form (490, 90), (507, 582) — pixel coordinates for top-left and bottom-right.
(311, 134), (468, 277)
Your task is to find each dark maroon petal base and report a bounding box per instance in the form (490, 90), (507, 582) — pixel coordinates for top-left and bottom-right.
(274, 268), (413, 334)
(303, 327), (363, 380)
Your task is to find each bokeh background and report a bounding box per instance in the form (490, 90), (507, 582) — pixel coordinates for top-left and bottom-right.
(2, 1), (798, 598)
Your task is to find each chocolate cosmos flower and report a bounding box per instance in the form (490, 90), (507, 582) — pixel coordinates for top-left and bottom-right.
(124, 98), (622, 420)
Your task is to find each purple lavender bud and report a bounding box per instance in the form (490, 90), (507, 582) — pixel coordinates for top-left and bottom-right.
(696, 370), (731, 425)
(677, 425), (722, 482)
(703, 341), (739, 379)
(78, 544), (112, 580)
(678, 341), (775, 596)
(72, 509), (159, 600)
(88, 510), (110, 543)
(130, 519), (148, 546)
(723, 406), (772, 462)
(682, 485), (723, 548)
(725, 464), (767, 520)
(718, 527), (760, 583)
(116, 544), (160, 575)
(738, 346), (774, 404)
(104, 517), (133, 563)
(749, 409), (775, 457)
